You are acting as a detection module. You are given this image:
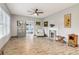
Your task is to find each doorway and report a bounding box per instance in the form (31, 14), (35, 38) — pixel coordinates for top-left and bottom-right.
(17, 20), (34, 38)
(26, 21), (34, 37)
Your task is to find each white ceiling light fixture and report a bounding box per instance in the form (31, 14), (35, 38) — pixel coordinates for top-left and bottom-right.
(28, 8), (44, 16)
(33, 13), (37, 16)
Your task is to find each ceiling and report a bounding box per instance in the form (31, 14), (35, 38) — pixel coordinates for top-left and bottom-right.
(6, 3), (77, 18)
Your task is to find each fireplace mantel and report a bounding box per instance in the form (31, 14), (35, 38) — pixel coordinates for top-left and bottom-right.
(49, 30), (56, 40)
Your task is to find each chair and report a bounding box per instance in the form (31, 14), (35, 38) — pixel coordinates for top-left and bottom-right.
(36, 28), (44, 37)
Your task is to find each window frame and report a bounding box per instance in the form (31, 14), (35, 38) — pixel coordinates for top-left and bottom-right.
(0, 7), (10, 39)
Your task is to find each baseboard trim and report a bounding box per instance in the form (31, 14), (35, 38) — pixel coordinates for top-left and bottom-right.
(11, 36), (18, 38)
(0, 36), (11, 55)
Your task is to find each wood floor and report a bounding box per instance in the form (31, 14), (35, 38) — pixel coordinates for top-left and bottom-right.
(3, 37), (79, 55)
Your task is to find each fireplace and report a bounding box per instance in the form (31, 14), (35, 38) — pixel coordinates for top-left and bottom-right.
(51, 32), (54, 37)
(49, 30), (56, 40)
(68, 34), (78, 47)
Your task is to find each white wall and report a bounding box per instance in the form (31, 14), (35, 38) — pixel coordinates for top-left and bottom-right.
(43, 4), (79, 43)
(10, 4), (79, 44)
(11, 14), (43, 36)
(0, 4), (11, 49)
(34, 18), (43, 35)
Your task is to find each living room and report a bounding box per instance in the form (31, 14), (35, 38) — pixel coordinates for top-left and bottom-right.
(0, 3), (79, 55)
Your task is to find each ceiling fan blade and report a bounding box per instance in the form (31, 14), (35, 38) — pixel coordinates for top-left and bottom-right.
(29, 12), (36, 15)
(37, 12), (44, 13)
(37, 13), (39, 16)
(27, 11), (33, 12)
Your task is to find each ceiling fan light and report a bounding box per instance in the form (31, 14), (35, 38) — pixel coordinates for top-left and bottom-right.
(33, 13), (37, 16)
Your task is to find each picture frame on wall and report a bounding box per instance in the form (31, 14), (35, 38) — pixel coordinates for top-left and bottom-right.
(44, 21), (48, 27)
(36, 21), (40, 26)
(64, 14), (71, 28)
(17, 20), (22, 26)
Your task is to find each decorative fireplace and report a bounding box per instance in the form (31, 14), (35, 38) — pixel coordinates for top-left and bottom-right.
(68, 34), (78, 47)
(49, 30), (56, 40)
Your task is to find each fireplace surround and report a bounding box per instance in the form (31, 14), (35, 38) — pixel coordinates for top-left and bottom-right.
(49, 30), (56, 40)
(68, 34), (78, 47)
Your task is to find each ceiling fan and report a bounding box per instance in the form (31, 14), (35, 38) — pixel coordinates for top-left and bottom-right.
(28, 9), (44, 16)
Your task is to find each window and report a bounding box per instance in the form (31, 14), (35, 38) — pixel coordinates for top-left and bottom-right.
(0, 7), (3, 38)
(0, 7), (10, 39)
(7, 14), (10, 34)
